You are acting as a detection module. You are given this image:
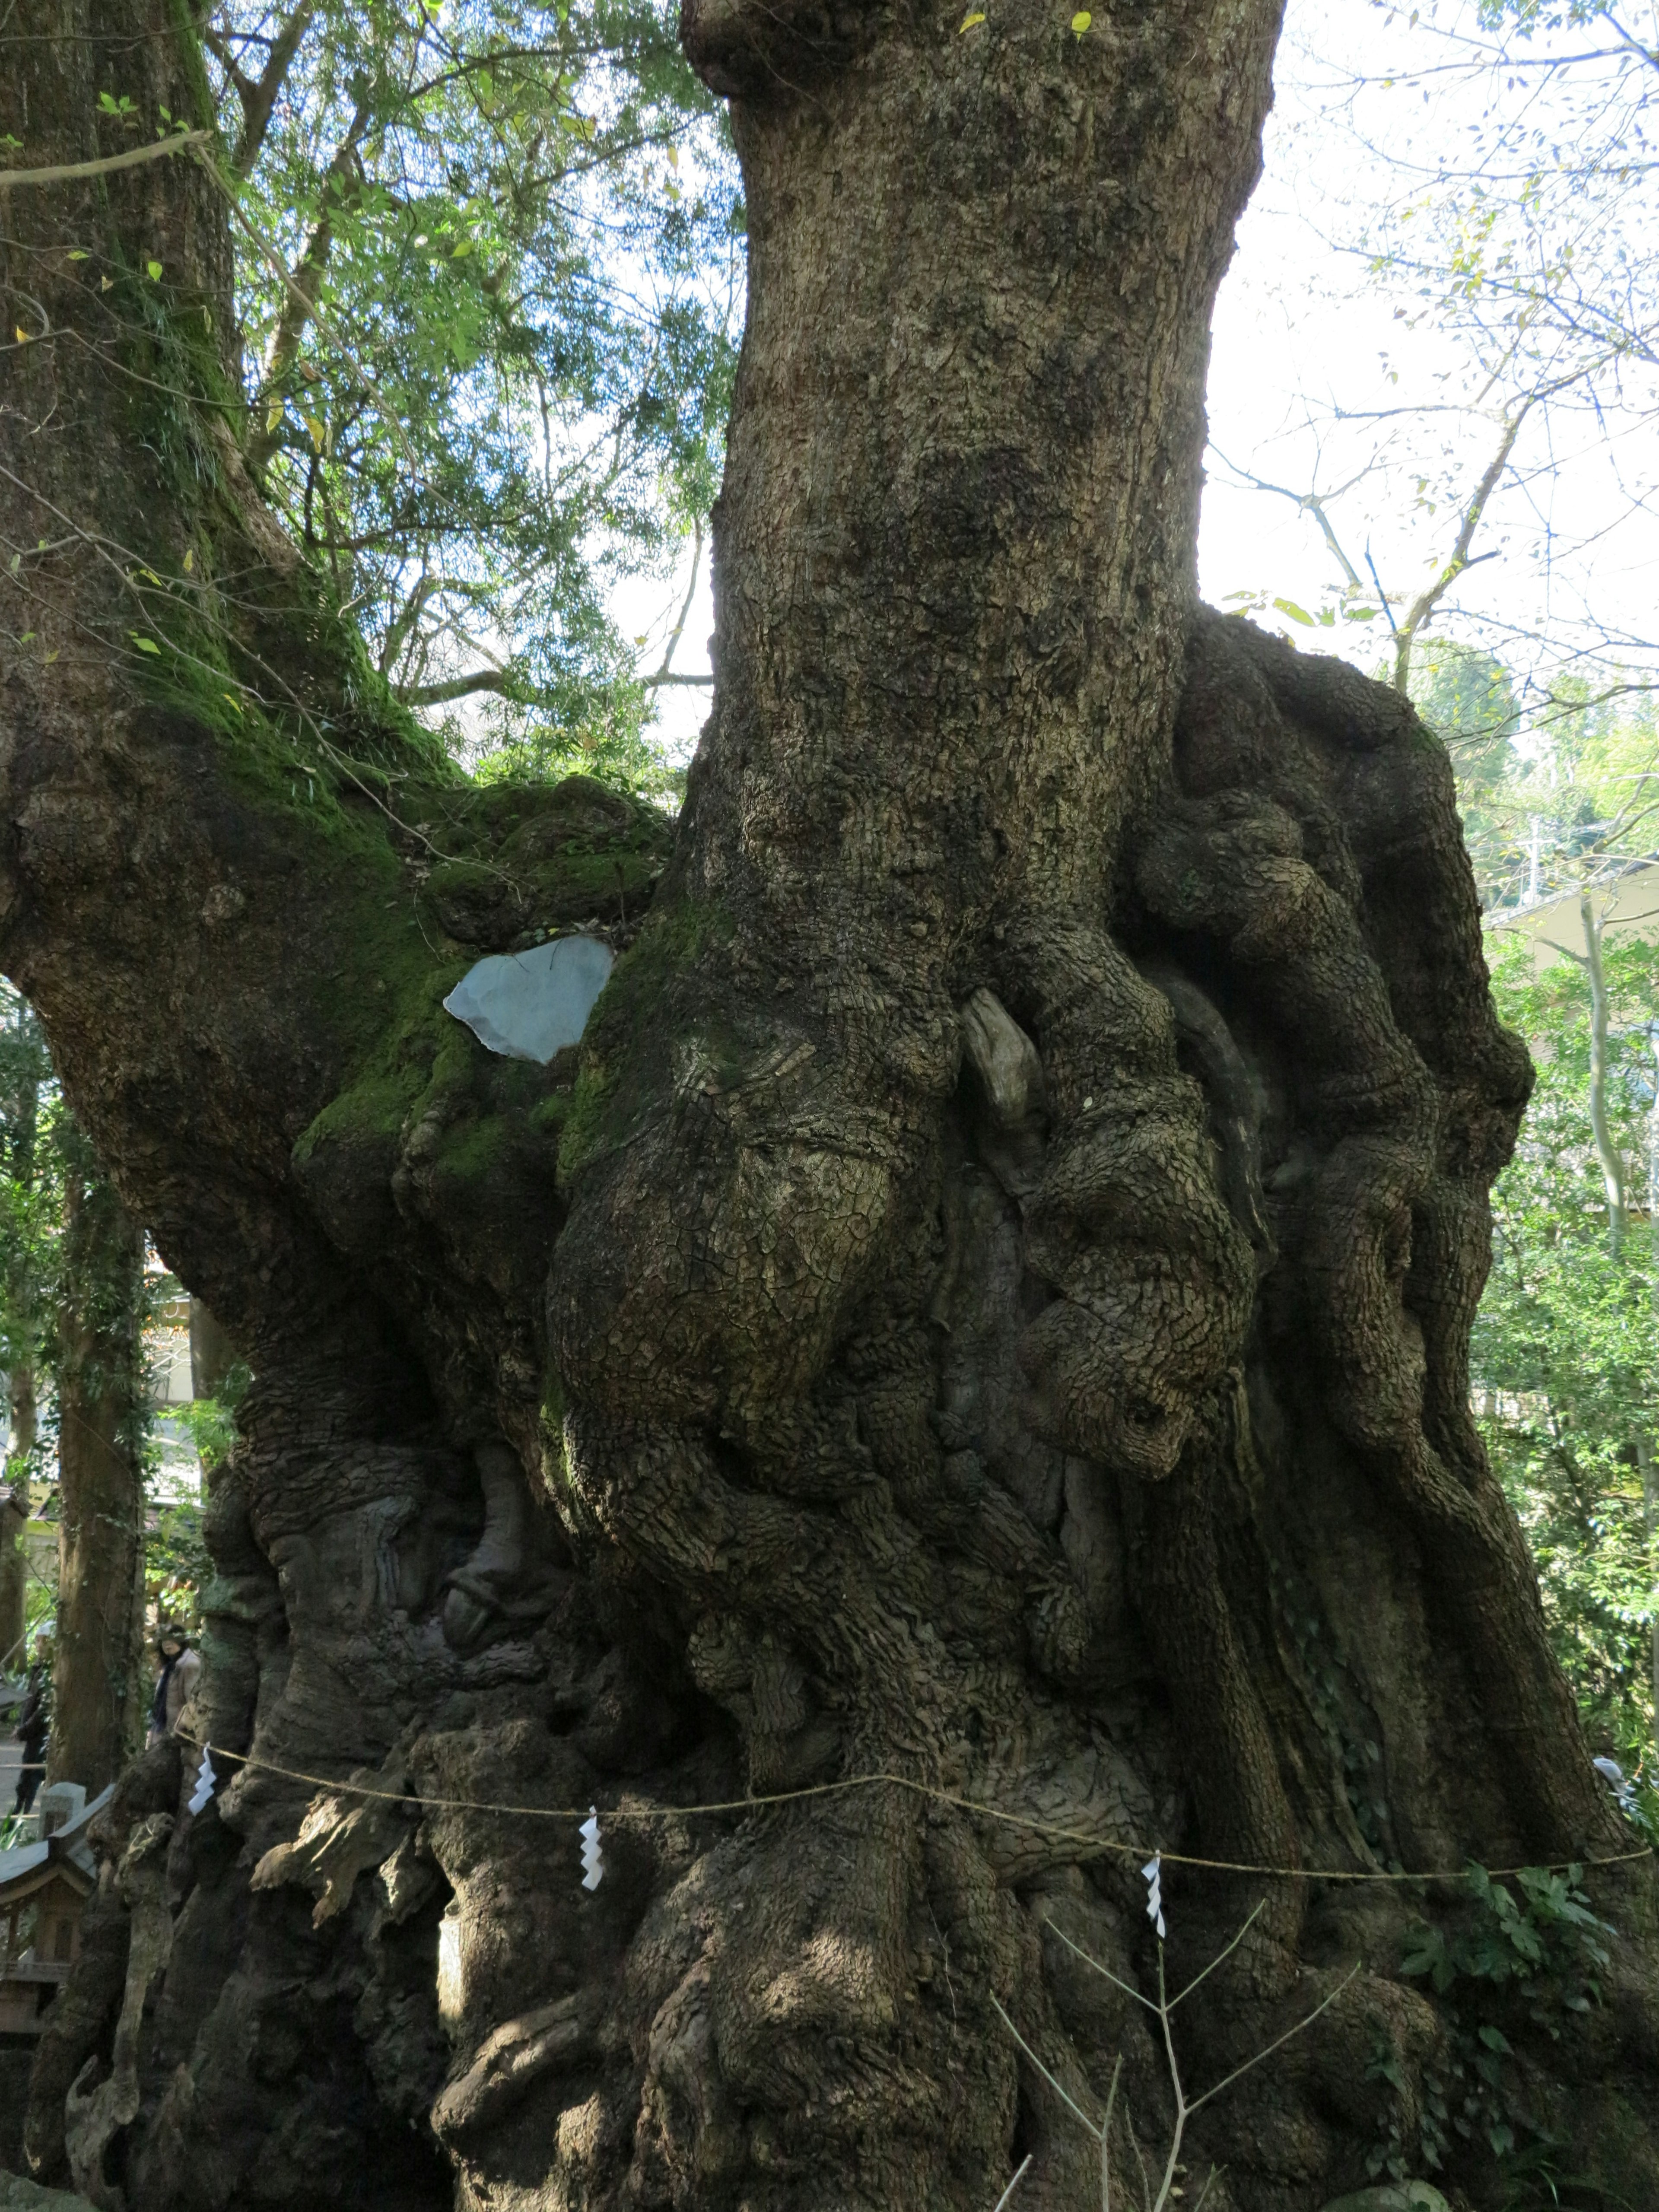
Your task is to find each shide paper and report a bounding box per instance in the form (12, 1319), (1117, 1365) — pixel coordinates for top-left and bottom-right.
(444, 934), (613, 1064)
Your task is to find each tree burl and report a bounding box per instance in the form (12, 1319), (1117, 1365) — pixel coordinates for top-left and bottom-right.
(3, 0), (1656, 2206)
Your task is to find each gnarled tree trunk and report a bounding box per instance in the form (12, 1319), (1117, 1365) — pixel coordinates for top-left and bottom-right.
(3, 0), (1657, 2208)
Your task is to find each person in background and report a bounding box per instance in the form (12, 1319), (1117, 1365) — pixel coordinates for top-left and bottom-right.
(147, 1622), (201, 1750)
(11, 1627), (51, 1815)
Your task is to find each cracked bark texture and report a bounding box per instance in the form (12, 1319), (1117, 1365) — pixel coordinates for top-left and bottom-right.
(3, 0), (1658, 2208)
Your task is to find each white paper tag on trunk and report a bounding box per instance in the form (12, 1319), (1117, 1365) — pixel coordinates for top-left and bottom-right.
(187, 1747), (217, 1816)
(579, 1805), (604, 1891)
(1142, 1851), (1165, 1939)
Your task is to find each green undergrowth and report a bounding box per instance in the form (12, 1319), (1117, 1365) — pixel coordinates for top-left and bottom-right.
(1367, 1862), (1637, 2206)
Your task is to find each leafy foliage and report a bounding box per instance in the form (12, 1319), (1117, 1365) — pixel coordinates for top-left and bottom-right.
(197, 0), (739, 779)
(1474, 933), (1659, 1766)
(0, 987), (217, 1656)
(1370, 1864), (1614, 2189)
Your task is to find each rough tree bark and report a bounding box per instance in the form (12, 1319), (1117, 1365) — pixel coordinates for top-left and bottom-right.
(1, 1), (1657, 2209)
(48, 1128), (148, 1794)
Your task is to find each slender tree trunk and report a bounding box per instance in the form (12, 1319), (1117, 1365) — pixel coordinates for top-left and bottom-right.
(0, 1024), (44, 1673)
(1649, 1037), (1659, 1757)
(0, 1365), (32, 1667)
(188, 1297), (236, 1406)
(47, 1139), (148, 1793)
(1582, 892), (1626, 1255)
(2, 1), (1657, 2208)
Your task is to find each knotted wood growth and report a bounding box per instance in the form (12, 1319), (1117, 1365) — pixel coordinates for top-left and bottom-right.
(3, 0), (1657, 2208)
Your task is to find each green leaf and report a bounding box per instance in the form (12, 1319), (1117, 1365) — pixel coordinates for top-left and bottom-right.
(1070, 8), (1092, 30)
(145, 260), (162, 281)
(1271, 596), (1316, 626)
(129, 634), (162, 655)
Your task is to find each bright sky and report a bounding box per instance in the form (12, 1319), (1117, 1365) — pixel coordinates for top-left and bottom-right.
(627, 0), (1659, 764)
(1202, 0), (1659, 704)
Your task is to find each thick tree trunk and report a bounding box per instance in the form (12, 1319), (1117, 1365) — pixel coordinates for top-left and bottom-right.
(3, 2), (1657, 2209)
(48, 1138), (148, 1792)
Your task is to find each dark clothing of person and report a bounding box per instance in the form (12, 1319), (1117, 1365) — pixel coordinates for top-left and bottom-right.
(150, 1654), (179, 1737)
(11, 1657), (48, 1815)
(146, 1644), (200, 1748)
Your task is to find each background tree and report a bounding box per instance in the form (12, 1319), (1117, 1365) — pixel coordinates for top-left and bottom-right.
(0, 989), (53, 1672)
(43, 1118), (151, 1793)
(1474, 931), (1659, 1780)
(1208, 0), (1659, 770)
(0, 981), (159, 1796)
(3, 4), (1658, 2212)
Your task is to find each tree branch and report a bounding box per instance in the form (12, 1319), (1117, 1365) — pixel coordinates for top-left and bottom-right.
(1599, 8), (1659, 78)
(0, 131), (210, 191)
(396, 667), (515, 708)
(1392, 402), (1530, 693)
(1580, 890), (1627, 1256)
(654, 516), (705, 680)
(226, 0), (319, 176)
(244, 105), (369, 474)
(1208, 447), (1365, 591)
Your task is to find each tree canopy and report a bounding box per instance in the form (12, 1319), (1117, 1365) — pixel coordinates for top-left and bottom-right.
(194, 0), (738, 786)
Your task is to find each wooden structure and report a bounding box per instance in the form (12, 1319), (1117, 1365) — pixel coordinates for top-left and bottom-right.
(0, 1783), (109, 2036)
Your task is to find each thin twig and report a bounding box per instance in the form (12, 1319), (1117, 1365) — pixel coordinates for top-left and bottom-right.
(1043, 1917), (1160, 2014)
(1167, 1901), (1265, 2011)
(1100, 2054), (1123, 2212)
(1187, 1962), (1363, 2116)
(990, 2153), (1033, 2212)
(1151, 1945), (1186, 2212)
(988, 1996), (1102, 2143)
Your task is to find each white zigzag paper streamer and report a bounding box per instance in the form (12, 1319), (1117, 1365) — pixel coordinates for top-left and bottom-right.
(1142, 1851), (1165, 1940)
(579, 1805), (604, 1891)
(188, 1747), (217, 1817)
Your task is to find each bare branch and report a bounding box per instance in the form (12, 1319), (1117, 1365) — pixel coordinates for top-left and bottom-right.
(0, 131), (210, 191)
(989, 2153), (1032, 2212)
(1393, 403), (1531, 693)
(1186, 1964), (1362, 2117)
(397, 667), (518, 709)
(243, 105), (371, 475)
(1167, 1900), (1265, 2012)
(1208, 448), (1365, 591)
(228, 0), (319, 175)
(655, 516), (705, 680)
(987, 1995), (1103, 2144)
